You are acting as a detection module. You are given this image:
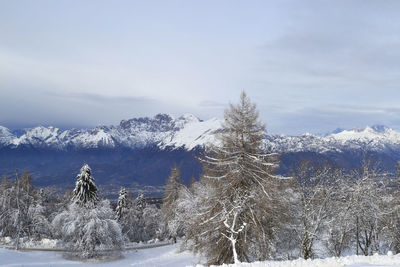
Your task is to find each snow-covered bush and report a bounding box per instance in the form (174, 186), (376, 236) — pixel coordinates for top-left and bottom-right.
(53, 200), (123, 258)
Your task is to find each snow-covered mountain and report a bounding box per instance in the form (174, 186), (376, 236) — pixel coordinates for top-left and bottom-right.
(1, 114), (222, 151)
(264, 125), (400, 153)
(3, 116), (400, 190)
(1, 114), (400, 153)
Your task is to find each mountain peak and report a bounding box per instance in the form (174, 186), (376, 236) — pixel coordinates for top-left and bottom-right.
(178, 113), (201, 122)
(326, 125), (391, 136)
(371, 124), (389, 133)
(153, 113), (174, 122)
(119, 113), (174, 131)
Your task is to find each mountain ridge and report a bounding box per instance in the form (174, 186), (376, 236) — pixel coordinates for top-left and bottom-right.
(1, 114), (400, 154)
(0, 114), (221, 151)
(2, 115), (400, 193)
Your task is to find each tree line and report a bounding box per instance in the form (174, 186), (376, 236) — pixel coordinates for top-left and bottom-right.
(0, 165), (164, 259)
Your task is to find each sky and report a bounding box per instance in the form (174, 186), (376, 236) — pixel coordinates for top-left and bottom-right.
(1, 0), (400, 135)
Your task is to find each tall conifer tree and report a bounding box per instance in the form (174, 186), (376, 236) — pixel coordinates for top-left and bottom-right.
(186, 91), (282, 264)
(72, 164), (98, 206)
(116, 187), (129, 221)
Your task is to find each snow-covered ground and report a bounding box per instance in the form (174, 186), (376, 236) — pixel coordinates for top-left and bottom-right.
(2, 244), (400, 267)
(213, 253), (400, 267)
(0, 243), (203, 267)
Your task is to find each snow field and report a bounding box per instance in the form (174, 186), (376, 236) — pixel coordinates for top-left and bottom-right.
(3, 241), (400, 267)
(210, 253), (400, 267)
(0, 243), (203, 267)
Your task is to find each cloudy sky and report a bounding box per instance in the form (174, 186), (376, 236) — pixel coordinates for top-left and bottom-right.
(1, 0), (400, 134)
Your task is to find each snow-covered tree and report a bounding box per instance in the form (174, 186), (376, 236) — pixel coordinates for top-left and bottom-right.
(72, 164), (98, 207)
(128, 193), (162, 242)
(291, 161), (337, 259)
(383, 162), (400, 253)
(115, 187), (138, 242)
(134, 193), (146, 211)
(115, 191), (163, 243)
(130, 193), (146, 241)
(321, 158), (391, 257)
(174, 179), (202, 250)
(52, 200), (123, 258)
(323, 175), (354, 257)
(161, 166), (184, 242)
(52, 164), (122, 258)
(185, 92), (284, 265)
(0, 172), (55, 244)
(350, 161), (388, 256)
(0, 171), (41, 247)
(142, 203), (162, 241)
(0, 175), (14, 238)
(115, 187), (130, 221)
(27, 188), (51, 240)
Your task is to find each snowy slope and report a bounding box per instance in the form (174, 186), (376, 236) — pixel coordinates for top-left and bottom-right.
(0, 126), (14, 146)
(12, 126), (64, 148)
(1, 114), (400, 153)
(160, 117), (221, 150)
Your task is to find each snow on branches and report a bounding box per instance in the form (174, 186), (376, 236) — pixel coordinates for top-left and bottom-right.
(72, 164), (98, 207)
